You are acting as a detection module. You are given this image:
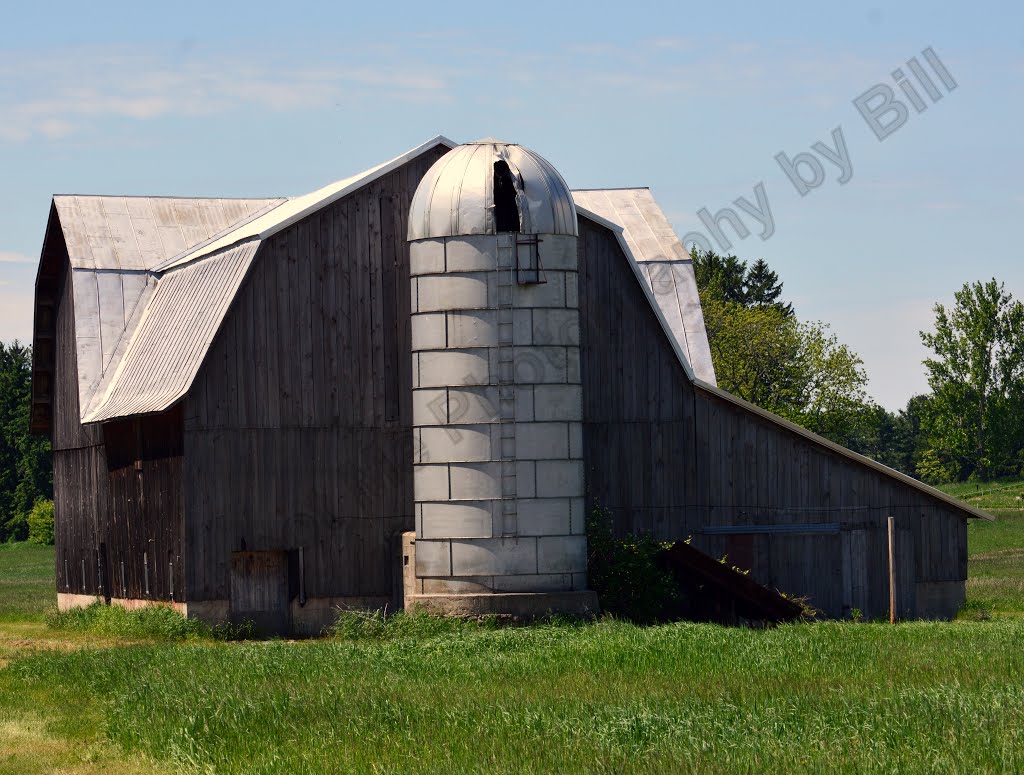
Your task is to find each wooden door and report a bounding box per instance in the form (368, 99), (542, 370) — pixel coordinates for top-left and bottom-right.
(230, 551), (290, 635)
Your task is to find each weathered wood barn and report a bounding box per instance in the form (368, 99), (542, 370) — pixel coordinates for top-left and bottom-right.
(30, 136), (985, 633)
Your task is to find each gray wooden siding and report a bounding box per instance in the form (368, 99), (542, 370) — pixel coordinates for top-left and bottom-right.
(51, 245), (185, 601)
(577, 216), (967, 618)
(183, 145), (449, 603)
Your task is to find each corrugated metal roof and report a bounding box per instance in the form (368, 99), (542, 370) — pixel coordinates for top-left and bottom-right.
(572, 188), (716, 386)
(54, 196), (285, 271)
(72, 269), (158, 413)
(83, 241), (261, 423)
(408, 142), (578, 240)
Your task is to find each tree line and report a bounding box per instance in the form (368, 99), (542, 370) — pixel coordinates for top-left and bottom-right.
(0, 342), (52, 542)
(693, 250), (1024, 484)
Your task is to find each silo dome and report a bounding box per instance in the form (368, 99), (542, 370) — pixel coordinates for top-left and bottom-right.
(408, 139), (578, 240)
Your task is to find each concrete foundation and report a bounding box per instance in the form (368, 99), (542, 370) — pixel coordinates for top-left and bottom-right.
(401, 531), (597, 619)
(57, 593), (394, 635)
(59, 592), (188, 615)
(408, 591), (599, 619)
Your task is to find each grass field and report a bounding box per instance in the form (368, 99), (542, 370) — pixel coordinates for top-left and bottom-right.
(1, 491), (1023, 774)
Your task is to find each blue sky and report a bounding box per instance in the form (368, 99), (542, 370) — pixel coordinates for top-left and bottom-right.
(1, 1), (1021, 409)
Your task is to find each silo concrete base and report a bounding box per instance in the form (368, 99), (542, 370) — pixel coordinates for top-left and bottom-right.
(407, 591), (599, 620)
(400, 531), (599, 619)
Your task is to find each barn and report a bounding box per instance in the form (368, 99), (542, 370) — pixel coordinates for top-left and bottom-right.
(29, 136), (985, 633)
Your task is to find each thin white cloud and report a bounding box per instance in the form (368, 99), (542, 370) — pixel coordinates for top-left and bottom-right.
(0, 251), (33, 263)
(0, 45), (452, 142)
(0, 38), (904, 143)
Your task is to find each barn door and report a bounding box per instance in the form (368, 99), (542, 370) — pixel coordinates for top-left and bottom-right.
(230, 551), (290, 635)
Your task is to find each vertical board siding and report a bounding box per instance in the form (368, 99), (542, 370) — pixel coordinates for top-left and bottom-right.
(52, 249), (185, 601)
(577, 216), (968, 619)
(184, 147), (448, 603)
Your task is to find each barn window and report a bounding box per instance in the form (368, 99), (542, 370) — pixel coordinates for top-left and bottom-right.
(493, 161), (520, 233)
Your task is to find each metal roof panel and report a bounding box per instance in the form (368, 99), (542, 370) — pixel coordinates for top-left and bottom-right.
(572, 188), (717, 385)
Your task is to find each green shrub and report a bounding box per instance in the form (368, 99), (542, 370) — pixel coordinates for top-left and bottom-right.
(586, 506), (681, 623)
(26, 499), (54, 545)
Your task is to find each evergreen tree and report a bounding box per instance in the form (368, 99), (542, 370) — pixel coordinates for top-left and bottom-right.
(745, 258), (793, 316)
(0, 342), (52, 541)
(692, 250), (793, 316)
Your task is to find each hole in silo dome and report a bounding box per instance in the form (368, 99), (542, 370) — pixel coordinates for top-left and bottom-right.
(493, 161), (521, 232)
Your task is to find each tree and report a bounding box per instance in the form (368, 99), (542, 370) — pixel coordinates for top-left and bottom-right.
(692, 250), (793, 316)
(745, 259), (793, 316)
(693, 250), (746, 305)
(700, 295), (872, 447)
(793, 319), (870, 442)
(919, 279), (1024, 481)
(700, 298), (804, 415)
(832, 395), (930, 477)
(0, 342), (52, 541)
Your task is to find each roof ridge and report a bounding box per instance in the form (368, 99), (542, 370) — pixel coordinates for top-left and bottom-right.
(157, 135), (458, 271)
(53, 194), (286, 201)
(151, 199), (287, 273)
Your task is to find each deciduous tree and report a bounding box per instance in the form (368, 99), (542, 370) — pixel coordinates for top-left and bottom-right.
(919, 279), (1024, 481)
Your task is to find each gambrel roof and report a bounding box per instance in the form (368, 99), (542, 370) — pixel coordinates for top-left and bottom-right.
(33, 137), (458, 425)
(34, 135), (715, 427)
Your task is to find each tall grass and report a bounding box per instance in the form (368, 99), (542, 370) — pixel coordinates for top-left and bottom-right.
(45, 603), (212, 640)
(4, 618), (1024, 773)
(329, 607), (499, 640)
(45, 602), (256, 641)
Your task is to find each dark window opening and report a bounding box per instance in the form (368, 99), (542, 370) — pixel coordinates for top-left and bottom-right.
(493, 161), (521, 232)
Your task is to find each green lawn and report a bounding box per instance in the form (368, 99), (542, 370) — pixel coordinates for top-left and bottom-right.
(0, 542), (55, 622)
(0, 493), (1022, 774)
(939, 475), (1024, 509)
(966, 509), (1024, 617)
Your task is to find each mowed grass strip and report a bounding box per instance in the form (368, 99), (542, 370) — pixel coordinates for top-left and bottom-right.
(3, 618), (1024, 774)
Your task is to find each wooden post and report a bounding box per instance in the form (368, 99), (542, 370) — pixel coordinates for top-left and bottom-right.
(887, 516), (896, 624)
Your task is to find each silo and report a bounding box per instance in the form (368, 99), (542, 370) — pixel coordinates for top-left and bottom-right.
(406, 140), (598, 617)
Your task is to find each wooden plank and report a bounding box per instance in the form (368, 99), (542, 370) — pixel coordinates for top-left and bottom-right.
(367, 182), (385, 427)
(296, 215), (316, 427)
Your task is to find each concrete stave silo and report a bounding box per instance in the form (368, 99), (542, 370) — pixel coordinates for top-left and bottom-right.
(406, 140), (598, 616)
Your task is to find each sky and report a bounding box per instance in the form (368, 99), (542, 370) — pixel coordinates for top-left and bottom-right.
(1, 1), (1021, 410)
